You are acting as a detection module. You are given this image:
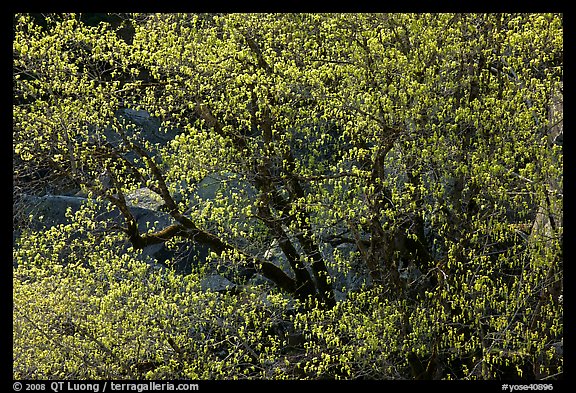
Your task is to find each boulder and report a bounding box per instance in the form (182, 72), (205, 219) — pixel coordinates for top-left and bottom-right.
(126, 187), (165, 211)
(263, 239), (296, 279)
(18, 194), (94, 229)
(14, 193), (205, 272)
(200, 274), (237, 292)
(263, 236), (370, 298)
(192, 172), (257, 204)
(116, 108), (180, 146)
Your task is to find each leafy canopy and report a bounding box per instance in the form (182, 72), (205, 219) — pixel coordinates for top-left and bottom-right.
(14, 13), (562, 380)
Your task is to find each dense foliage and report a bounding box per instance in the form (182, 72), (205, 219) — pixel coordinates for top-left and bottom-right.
(13, 13), (562, 380)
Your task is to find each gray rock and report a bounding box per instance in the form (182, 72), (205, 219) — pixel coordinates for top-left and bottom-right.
(551, 340), (563, 357)
(324, 241), (371, 294)
(200, 274), (236, 292)
(193, 172), (257, 203)
(263, 239), (296, 279)
(195, 173), (225, 201)
(333, 289), (346, 302)
(19, 194), (92, 229)
(248, 273), (275, 287)
(15, 193), (203, 271)
(116, 108), (180, 146)
(126, 187), (165, 211)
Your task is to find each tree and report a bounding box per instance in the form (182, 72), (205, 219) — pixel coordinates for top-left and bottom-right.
(13, 13), (562, 379)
